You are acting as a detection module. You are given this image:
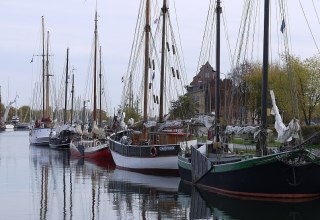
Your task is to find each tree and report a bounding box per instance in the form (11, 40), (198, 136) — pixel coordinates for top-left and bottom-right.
(123, 106), (141, 123)
(19, 105), (31, 123)
(297, 55), (320, 125)
(169, 95), (196, 120)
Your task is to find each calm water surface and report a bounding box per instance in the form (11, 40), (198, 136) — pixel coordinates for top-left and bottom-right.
(1, 131), (320, 220)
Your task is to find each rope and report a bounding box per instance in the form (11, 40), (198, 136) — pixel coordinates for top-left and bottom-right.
(298, 0), (320, 53)
(312, 0), (320, 25)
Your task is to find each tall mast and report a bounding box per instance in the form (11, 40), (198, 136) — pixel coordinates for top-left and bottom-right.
(99, 46), (102, 127)
(45, 31), (50, 119)
(215, 0), (222, 142)
(159, 0), (168, 123)
(143, 0), (151, 138)
(70, 74), (74, 125)
(93, 11), (98, 123)
(260, 0), (270, 155)
(93, 11), (98, 122)
(42, 16), (45, 117)
(64, 48), (69, 124)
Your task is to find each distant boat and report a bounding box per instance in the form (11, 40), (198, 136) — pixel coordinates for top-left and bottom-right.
(5, 124), (14, 130)
(11, 105), (29, 130)
(70, 11), (112, 161)
(178, 0), (320, 200)
(2, 94), (18, 131)
(29, 16), (53, 146)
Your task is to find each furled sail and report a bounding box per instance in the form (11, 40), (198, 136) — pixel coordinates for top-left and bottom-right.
(270, 90), (300, 143)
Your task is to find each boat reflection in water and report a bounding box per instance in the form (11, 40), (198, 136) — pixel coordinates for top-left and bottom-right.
(179, 181), (320, 220)
(29, 145), (189, 220)
(107, 169), (187, 220)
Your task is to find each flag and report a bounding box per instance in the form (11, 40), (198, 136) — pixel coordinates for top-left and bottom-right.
(280, 18), (285, 33)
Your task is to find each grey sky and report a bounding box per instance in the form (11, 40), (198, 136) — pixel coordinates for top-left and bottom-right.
(1, 0), (319, 114)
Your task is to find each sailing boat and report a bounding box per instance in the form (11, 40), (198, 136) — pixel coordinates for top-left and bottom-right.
(29, 16), (53, 146)
(108, 0), (192, 175)
(3, 95), (18, 131)
(69, 11), (112, 161)
(178, 0), (320, 200)
(49, 48), (77, 149)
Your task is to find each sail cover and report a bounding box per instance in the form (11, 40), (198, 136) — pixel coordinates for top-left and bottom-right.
(270, 90), (300, 143)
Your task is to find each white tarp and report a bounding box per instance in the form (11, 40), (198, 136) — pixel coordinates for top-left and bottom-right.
(225, 125), (259, 135)
(270, 90), (300, 143)
(191, 114), (215, 128)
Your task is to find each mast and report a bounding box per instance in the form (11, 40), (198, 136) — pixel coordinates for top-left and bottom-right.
(215, 0), (222, 142)
(143, 0), (151, 138)
(159, 0), (168, 123)
(93, 11), (98, 123)
(42, 16), (45, 117)
(260, 0), (269, 155)
(99, 46), (102, 127)
(45, 31), (50, 119)
(64, 48), (69, 124)
(70, 74), (74, 125)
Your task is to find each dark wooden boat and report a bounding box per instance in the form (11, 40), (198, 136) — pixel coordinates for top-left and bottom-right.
(178, 0), (320, 200)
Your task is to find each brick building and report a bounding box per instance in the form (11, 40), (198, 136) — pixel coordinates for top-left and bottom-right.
(186, 62), (232, 122)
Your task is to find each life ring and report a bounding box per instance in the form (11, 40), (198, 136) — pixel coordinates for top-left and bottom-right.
(96, 141), (101, 146)
(150, 146), (158, 157)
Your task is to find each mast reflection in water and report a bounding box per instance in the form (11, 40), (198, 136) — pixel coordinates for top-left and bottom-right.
(28, 134), (188, 220)
(1, 131), (320, 220)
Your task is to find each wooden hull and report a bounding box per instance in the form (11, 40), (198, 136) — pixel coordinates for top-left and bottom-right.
(70, 138), (113, 162)
(29, 128), (52, 146)
(109, 130), (180, 175)
(49, 129), (76, 149)
(178, 149), (320, 199)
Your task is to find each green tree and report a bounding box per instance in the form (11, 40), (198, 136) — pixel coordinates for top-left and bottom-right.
(123, 106), (141, 123)
(169, 95), (196, 120)
(19, 105), (31, 123)
(302, 55), (320, 124)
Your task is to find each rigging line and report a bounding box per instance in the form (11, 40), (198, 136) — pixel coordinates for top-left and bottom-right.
(168, 22), (187, 87)
(221, 1), (234, 70)
(312, 0), (320, 25)
(196, 0), (214, 73)
(280, 0), (300, 119)
(298, 0), (320, 53)
(275, 0), (282, 63)
(250, 0), (259, 63)
(171, 2), (187, 83)
(235, 0), (252, 68)
(243, 0), (254, 63)
(126, 0), (145, 75)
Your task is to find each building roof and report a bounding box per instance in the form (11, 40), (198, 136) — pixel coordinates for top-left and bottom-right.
(190, 61), (216, 86)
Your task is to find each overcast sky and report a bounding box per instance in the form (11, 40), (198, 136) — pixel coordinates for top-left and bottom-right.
(1, 0), (320, 114)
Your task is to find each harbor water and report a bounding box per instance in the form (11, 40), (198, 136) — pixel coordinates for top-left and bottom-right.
(1, 131), (320, 220)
